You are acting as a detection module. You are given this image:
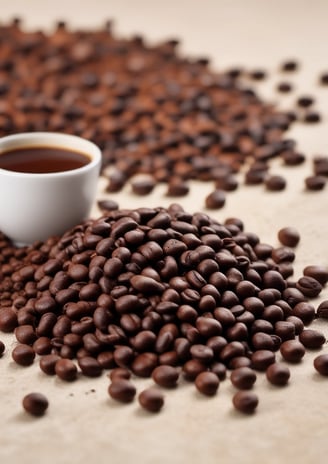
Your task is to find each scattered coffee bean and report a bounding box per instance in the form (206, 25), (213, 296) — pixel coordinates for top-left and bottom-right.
(305, 175), (326, 191)
(249, 69), (267, 80)
(232, 391), (259, 414)
(266, 363), (290, 386)
(22, 393), (49, 417)
(299, 329), (326, 349)
(97, 200), (119, 212)
(55, 359), (78, 381)
(303, 266), (328, 286)
(152, 365), (179, 388)
(251, 350), (275, 371)
(265, 175), (287, 191)
(304, 111), (321, 123)
(297, 96), (314, 108)
(296, 276), (322, 298)
(0, 340), (5, 356)
(131, 177), (155, 196)
(277, 82), (293, 93)
(205, 189), (226, 209)
(109, 367), (131, 381)
(230, 367), (257, 390)
(12, 344), (35, 366)
(317, 300), (328, 319)
(39, 354), (61, 376)
(108, 378), (136, 403)
(138, 388), (164, 412)
(278, 227), (300, 248)
(319, 73), (328, 85)
(313, 354), (328, 376)
(280, 340), (305, 363)
(195, 371), (220, 396)
(281, 60), (299, 72)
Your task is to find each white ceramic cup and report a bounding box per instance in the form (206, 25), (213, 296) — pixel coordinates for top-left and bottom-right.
(0, 132), (101, 245)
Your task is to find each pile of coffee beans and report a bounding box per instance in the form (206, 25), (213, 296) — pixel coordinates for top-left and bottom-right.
(0, 19), (325, 206)
(1, 205), (328, 414)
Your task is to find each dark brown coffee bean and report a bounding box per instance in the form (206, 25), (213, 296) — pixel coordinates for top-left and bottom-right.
(0, 340), (5, 356)
(39, 354), (61, 375)
(281, 60), (299, 72)
(277, 82), (293, 93)
(220, 341), (245, 361)
(78, 356), (102, 377)
(138, 388), (164, 412)
(304, 111), (321, 123)
(183, 359), (207, 381)
(0, 308), (18, 332)
(97, 199), (119, 212)
(12, 344), (35, 366)
(152, 365), (179, 388)
(108, 378), (136, 403)
(303, 265), (328, 285)
(252, 332), (276, 351)
(131, 177), (155, 195)
(297, 96), (314, 108)
(296, 276), (322, 298)
(131, 352), (158, 377)
(232, 391), (258, 414)
(286, 316), (304, 335)
(195, 371), (219, 396)
(251, 350), (275, 371)
(305, 175), (326, 191)
(266, 363), (290, 386)
(274, 321), (295, 341)
(317, 300), (328, 319)
(278, 227), (300, 248)
(22, 393), (49, 417)
(55, 358), (78, 381)
(109, 367), (131, 381)
(265, 175), (286, 191)
(299, 329), (326, 349)
(230, 367), (257, 389)
(280, 340), (305, 363)
(313, 354), (328, 376)
(292, 302), (315, 324)
(33, 337), (52, 355)
(14, 325), (37, 345)
(205, 189), (226, 209)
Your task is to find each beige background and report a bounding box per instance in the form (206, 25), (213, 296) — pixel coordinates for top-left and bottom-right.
(1, 1), (328, 463)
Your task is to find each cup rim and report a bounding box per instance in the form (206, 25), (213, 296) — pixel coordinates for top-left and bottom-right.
(0, 132), (102, 178)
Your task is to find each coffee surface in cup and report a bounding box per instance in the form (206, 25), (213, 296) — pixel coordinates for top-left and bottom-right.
(0, 146), (91, 173)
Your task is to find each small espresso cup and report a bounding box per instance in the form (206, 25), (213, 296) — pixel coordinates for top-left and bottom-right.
(0, 132), (101, 245)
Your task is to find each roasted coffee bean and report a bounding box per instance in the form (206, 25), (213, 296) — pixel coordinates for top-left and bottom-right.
(39, 354), (61, 375)
(280, 340), (305, 363)
(22, 392), (49, 417)
(296, 276), (322, 298)
(138, 388), (164, 412)
(78, 356), (102, 377)
(0, 340), (5, 356)
(292, 302), (315, 324)
(97, 199), (119, 212)
(303, 265), (328, 286)
(33, 337), (52, 355)
(278, 227), (300, 248)
(152, 365), (179, 388)
(281, 60), (299, 72)
(304, 111), (321, 123)
(131, 353), (158, 377)
(12, 344), (35, 366)
(205, 190), (226, 209)
(266, 363), (290, 386)
(131, 177), (155, 195)
(298, 329), (326, 349)
(55, 358), (78, 381)
(313, 354), (328, 376)
(317, 300), (328, 319)
(195, 371), (219, 396)
(232, 391), (258, 414)
(108, 378), (136, 403)
(274, 321), (295, 341)
(109, 367), (131, 381)
(265, 175), (286, 191)
(305, 175), (326, 191)
(277, 82), (293, 93)
(251, 350), (275, 371)
(0, 308), (18, 332)
(230, 367), (257, 390)
(297, 96), (314, 108)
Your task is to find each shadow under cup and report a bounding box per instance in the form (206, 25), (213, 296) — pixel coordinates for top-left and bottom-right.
(0, 132), (102, 246)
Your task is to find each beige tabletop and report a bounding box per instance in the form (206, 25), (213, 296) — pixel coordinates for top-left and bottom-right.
(1, 1), (328, 463)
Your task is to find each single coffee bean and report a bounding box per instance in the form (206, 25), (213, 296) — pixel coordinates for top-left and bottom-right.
(277, 82), (293, 93)
(281, 60), (299, 72)
(131, 177), (155, 195)
(313, 354), (328, 376)
(138, 388), (164, 412)
(232, 391), (259, 414)
(152, 365), (179, 388)
(0, 308), (18, 332)
(297, 96), (314, 108)
(251, 350), (275, 371)
(205, 189), (226, 209)
(305, 175), (326, 191)
(280, 340), (305, 363)
(304, 111), (321, 123)
(278, 227), (300, 248)
(109, 367), (131, 381)
(0, 340), (5, 356)
(292, 302), (315, 325)
(12, 344), (35, 366)
(317, 300), (328, 319)
(298, 329), (326, 349)
(97, 199), (119, 212)
(22, 392), (49, 417)
(303, 265), (328, 286)
(230, 367), (257, 390)
(108, 378), (136, 403)
(265, 175), (287, 191)
(39, 354), (61, 375)
(78, 356), (102, 377)
(266, 363), (290, 386)
(194, 371), (219, 396)
(55, 358), (78, 381)
(296, 276), (322, 298)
